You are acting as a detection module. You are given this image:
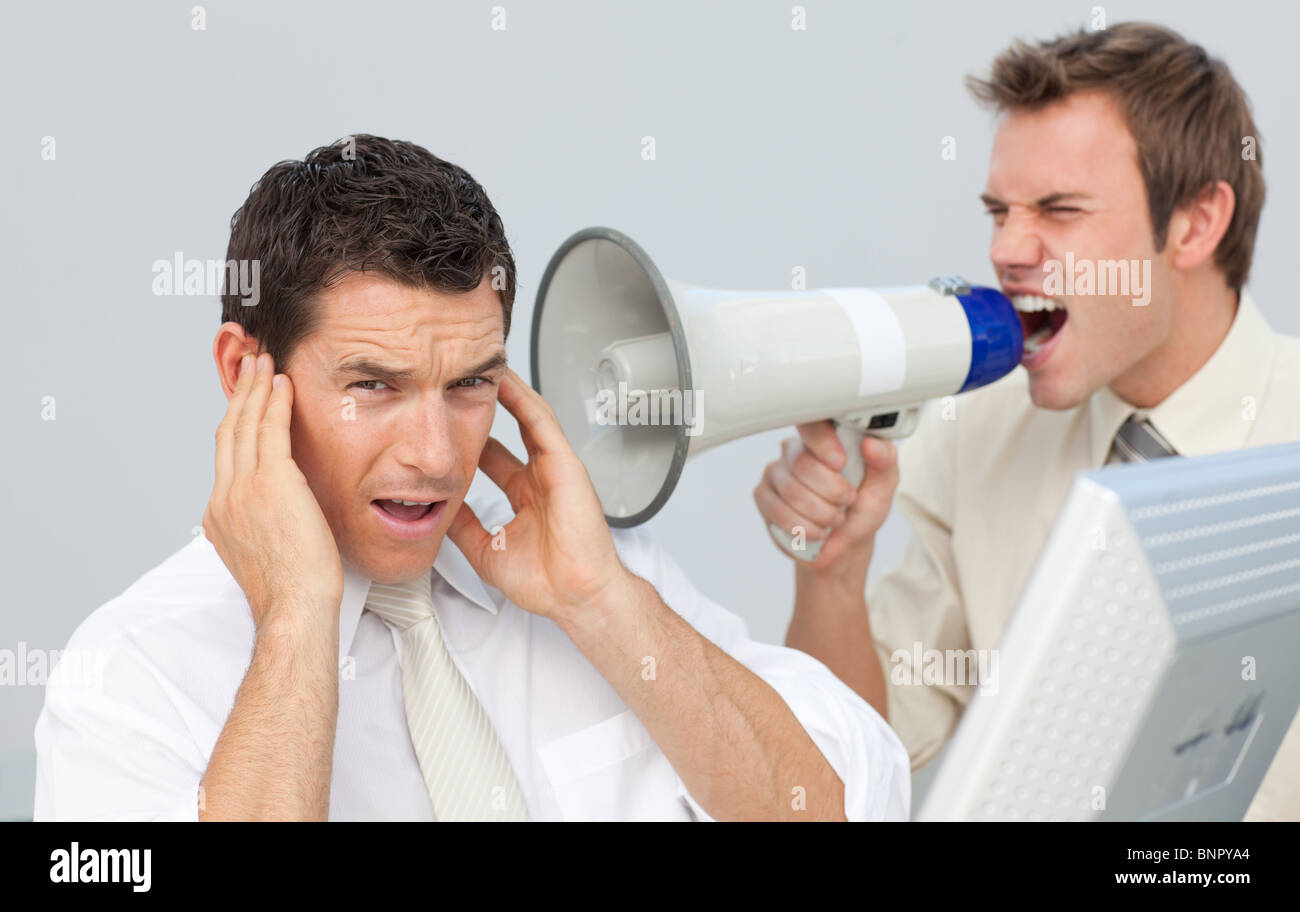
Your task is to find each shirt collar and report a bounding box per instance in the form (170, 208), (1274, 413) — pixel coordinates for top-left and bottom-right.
(1087, 287), (1275, 467)
(337, 534), (499, 667)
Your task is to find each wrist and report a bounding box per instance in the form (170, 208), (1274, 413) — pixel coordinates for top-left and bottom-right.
(555, 566), (641, 638)
(797, 539), (874, 595)
(256, 598), (340, 648)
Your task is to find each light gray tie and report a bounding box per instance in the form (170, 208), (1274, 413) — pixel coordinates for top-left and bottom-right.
(1107, 413), (1180, 465)
(364, 575), (529, 821)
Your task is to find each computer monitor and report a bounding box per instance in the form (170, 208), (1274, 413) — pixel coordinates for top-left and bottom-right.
(916, 441), (1300, 821)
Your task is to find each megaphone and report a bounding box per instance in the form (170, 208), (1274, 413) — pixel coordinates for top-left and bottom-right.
(530, 226), (1022, 561)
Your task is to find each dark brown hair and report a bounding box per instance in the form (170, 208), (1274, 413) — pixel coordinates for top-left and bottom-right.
(966, 22), (1264, 291)
(220, 134), (516, 366)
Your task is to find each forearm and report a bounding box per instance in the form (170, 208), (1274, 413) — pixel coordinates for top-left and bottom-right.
(559, 571), (846, 821)
(785, 561), (888, 721)
(199, 610), (339, 821)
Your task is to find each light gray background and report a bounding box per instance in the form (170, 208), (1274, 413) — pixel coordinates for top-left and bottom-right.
(3, 0), (1296, 820)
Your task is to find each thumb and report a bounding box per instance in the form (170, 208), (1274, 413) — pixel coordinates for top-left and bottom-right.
(846, 437), (898, 519)
(857, 436), (898, 482)
(446, 498), (492, 574)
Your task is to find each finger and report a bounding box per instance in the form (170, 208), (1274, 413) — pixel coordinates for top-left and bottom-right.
(808, 527), (856, 569)
(446, 497), (493, 573)
(478, 437), (525, 494)
(781, 436), (857, 506)
(496, 368), (569, 458)
(840, 438), (900, 533)
(754, 477), (829, 542)
(501, 371), (559, 460)
(797, 439), (898, 571)
(234, 352), (275, 479)
(258, 372), (295, 464)
(767, 460), (845, 530)
(214, 352), (255, 495)
(796, 420), (846, 470)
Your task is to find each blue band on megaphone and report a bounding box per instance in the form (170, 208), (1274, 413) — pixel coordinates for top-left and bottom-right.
(957, 286), (1024, 392)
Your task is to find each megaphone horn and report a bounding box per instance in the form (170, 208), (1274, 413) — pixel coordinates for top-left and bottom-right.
(530, 226), (1022, 561)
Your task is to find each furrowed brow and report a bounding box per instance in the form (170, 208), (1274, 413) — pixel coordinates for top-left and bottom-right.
(980, 192), (1093, 209)
(333, 352), (508, 384)
(333, 357), (418, 384)
(1034, 192), (1092, 207)
(463, 352), (508, 377)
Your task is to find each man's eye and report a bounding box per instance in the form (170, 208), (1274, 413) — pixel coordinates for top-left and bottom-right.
(350, 380), (390, 392)
(1046, 207), (1082, 214)
(983, 208), (1006, 217)
(453, 376), (492, 389)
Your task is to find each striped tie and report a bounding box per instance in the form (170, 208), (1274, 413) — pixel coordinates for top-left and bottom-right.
(1108, 413), (1180, 465)
(364, 575), (530, 821)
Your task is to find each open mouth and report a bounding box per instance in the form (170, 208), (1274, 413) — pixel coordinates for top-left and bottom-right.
(1011, 294), (1069, 360)
(369, 498), (447, 540)
(373, 499), (437, 521)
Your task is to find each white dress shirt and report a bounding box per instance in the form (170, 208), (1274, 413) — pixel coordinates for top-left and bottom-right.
(33, 491), (909, 821)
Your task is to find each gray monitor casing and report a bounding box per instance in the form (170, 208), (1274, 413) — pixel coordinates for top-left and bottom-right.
(917, 441), (1300, 821)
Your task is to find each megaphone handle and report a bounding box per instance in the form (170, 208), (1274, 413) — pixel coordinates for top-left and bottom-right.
(769, 419), (866, 562)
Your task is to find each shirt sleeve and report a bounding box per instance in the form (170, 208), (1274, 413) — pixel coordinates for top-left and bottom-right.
(33, 632), (205, 822)
(612, 525), (912, 821)
(866, 401), (975, 770)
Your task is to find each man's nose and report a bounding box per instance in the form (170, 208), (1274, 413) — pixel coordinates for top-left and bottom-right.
(990, 210), (1045, 277)
(396, 397), (459, 480)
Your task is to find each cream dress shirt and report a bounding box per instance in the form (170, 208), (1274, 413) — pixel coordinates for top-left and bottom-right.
(869, 289), (1300, 820)
(34, 491), (910, 821)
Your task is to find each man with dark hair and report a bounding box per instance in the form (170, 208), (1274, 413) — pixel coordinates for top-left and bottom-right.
(33, 134), (909, 821)
(753, 23), (1300, 819)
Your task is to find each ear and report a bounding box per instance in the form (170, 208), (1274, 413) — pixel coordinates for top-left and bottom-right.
(1166, 179), (1236, 274)
(213, 323), (260, 399)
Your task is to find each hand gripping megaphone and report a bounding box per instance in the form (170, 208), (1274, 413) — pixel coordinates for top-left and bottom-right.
(530, 227), (1022, 561)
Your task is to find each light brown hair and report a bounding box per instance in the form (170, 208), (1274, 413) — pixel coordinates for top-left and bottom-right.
(967, 22), (1264, 291)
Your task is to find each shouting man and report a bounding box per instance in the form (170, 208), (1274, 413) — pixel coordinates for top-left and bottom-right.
(753, 23), (1300, 819)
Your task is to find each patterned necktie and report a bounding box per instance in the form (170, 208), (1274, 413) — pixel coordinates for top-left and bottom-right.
(1107, 413), (1180, 465)
(364, 575), (530, 821)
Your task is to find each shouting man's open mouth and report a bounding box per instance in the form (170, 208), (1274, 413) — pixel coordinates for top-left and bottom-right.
(1011, 293), (1068, 368)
